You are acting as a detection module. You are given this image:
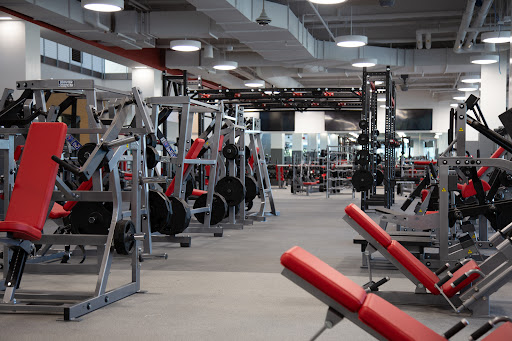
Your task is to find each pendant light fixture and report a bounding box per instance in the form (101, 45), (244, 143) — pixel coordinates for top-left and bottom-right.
(470, 55), (499, 64)
(213, 61), (238, 71)
(481, 31), (511, 44)
(352, 58), (377, 68)
(335, 7), (368, 48)
(309, 0), (347, 4)
(82, 0), (124, 12)
(244, 79), (265, 88)
(170, 40), (202, 52)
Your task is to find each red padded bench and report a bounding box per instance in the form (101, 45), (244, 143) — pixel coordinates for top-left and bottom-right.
(165, 138), (205, 197)
(0, 123), (67, 240)
(345, 203), (482, 297)
(281, 246), (476, 341)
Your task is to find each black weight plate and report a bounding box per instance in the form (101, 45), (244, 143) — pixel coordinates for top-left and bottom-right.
(215, 176), (246, 206)
(499, 171), (512, 187)
(168, 196), (191, 234)
(185, 174), (194, 200)
(359, 119), (368, 130)
(149, 189), (172, 233)
(245, 146), (251, 163)
(355, 150), (370, 166)
(245, 175), (258, 201)
(146, 145), (160, 169)
(351, 170), (374, 192)
(70, 202), (112, 234)
(114, 220), (135, 255)
(357, 134), (369, 145)
(222, 143), (238, 160)
(194, 192), (228, 225)
(376, 170), (384, 186)
(77, 143), (97, 166)
(246, 200), (254, 211)
(374, 130), (380, 137)
(376, 154), (382, 165)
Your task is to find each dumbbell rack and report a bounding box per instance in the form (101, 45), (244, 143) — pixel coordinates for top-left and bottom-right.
(325, 146), (355, 199)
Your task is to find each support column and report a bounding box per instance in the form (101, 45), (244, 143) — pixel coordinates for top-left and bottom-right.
(270, 133), (284, 165)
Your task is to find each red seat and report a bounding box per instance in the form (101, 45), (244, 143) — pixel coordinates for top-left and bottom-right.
(483, 322), (512, 341)
(442, 260), (481, 297)
(358, 293), (446, 341)
(191, 189), (207, 197)
(387, 240), (440, 294)
(281, 246), (367, 312)
(49, 202), (70, 219)
(345, 203), (392, 248)
(165, 138), (205, 196)
(460, 180), (491, 198)
(0, 123), (67, 241)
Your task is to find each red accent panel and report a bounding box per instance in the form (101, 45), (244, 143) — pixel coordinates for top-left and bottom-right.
(49, 202), (71, 219)
(62, 179), (93, 211)
(345, 203), (392, 248)
(461, 180), (491, 198)
(0, 123), (67, 240)
(218, 135), (224, 152)
(359, 294), (445, 341)
(421, 189), (429, 202)
(442, 260), (481, 297)
(478, 147), (505, 178)
(413, 161), (437, 165)
(191, 189), (207, 197)
(281, 246), (367, 312)
(14, 145), (24, 161)
(482, 322), (512, 341)
(165, 139), (205, 196)
(303, 181), (319, 185)
(387, 240), (440, 294)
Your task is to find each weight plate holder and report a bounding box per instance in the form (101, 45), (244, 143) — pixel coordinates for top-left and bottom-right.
(193, 192), (228, 225)
(222, 143), (238, 160)
(215, 176), (246, 207)
(114, 220), (136, 255)
(245, 175), (259, 202)
(351, 169), (374, 192)
(148, 189), (173, 233)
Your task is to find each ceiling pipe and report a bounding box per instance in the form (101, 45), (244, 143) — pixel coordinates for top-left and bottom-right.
(454, 0), (476, 53)
(463, 0), (494, 50)
(307, 2), (336, 42)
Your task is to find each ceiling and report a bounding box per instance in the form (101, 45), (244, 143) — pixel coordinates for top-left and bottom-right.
(0, 0), (510, 95)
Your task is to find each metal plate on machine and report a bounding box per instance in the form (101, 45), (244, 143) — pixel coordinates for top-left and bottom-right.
(58, 80), (75, 88)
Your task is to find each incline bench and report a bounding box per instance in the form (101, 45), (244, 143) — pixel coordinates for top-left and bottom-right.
(281, 246), (512, 341)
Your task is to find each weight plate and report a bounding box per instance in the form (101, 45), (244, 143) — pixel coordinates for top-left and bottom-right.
(194, 192), (228, 225)
(149, 189), (172, 233)
(357, 134), (369, 145)
(168, 196), (191, 234)
(146, 146), (160, 169)
(245, 146), (251, 163)
(359, 119), (368, 130)
(374, 130), (380, 137)
(246, 200), (254, 211)
(376, 170), (384, 186)
(222, 143), (238, 160)
(245, 175), (259, 201)
(351, 169), (374, 192)
(70, 202), (112, 234)
(215, 176), (246, 206)
(77, 143), (97, 166)
(114, 220), (135, 255)
(355, 150), (370, 166)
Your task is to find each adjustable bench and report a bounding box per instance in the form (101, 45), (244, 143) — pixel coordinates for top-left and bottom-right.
(281, 246), (479, 341)
(344, 203), (483, 310)
(0, 122), (67, 302)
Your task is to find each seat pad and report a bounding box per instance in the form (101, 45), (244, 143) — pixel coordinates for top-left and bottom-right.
(359, 293), (446, 341)
(442, 260), (481, 297)
(345, 204), (392, 248)
(460, 180), (491, 198)
(387, 240), (440, 294)
(281, 246), (367, 312)
(49, 203), (70, 219)
(482, 322), (512, 341)
(165, 138), (205, 196)
(0, 221), (42, 240)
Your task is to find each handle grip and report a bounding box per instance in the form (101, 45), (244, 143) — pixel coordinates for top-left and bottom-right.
(448, 262), (464, 274)
(369, 277), (390, 291)
(451, 274), (468, 288)
(443, 319), (468, 339)
(435, 263), (450, 276)
(52, 155), (81, 176)
(437, 274), (452, 287)
(470, 322), (494, 340)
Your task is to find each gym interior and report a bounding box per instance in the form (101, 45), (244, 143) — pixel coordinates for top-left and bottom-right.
(0, 0), (512, 340)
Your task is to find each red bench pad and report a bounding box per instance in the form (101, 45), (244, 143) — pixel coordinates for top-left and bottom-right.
(442, 260), (481, 297)
(345, 203), (392, 248)
(387, 240), (440, 294)
(165, 138), (205, 196)
(483, 322), (512, 341)
(281, 246), (367, 312)
(49, 202), (71, 219)
(359, 293), (445, 341)
(191, 189), (207, 197)
(0, 122), (67, 240)
(460, 180), (491, 198)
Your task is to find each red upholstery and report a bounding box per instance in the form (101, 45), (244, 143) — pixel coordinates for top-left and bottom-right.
(191, 189), (207, 197)
(460, 180), (491, 198)
(303, 181), (320, 186)
(14, 145), (24, 161)
(421, 189), (429, 202)
(413, 161), (437, 166)
(49, 202), (70, 219)
(218, 135), (224, 152)
(426, 211), (439, 215)
(281, 246), (367, 312)
(345, 203), (392, 248)
(358, 293), (445, 341)
(165, 138), (205, 196)
(442, 260), (481, 297)
(387, 240), (440, 294)
(62, 179), (93, 211)
(0, 123), (67, 240)
(482, 322), (512, 341)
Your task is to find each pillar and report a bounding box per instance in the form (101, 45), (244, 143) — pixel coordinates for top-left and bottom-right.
(270, 133), (284, 164)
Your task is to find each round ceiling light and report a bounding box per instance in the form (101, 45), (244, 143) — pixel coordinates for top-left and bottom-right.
(457, 85), (478, 92)
(335, 35), (368, 48)
(82, 0), (124, 12)
(213, 61), (238, 71)
(450, 103), (460, 107)
(453, 96), (466, 101)
(170, 40), (201, 52)
(481, 31), (511, 44)
(244, 79), (265, 88)
(352, 58), (378, 68)
(470, 55), (499, 65)
(309, 0), (347, 4)
(460, 75), (481, 83)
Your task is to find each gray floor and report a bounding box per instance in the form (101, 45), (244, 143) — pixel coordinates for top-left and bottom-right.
(2, 189), (512, 340)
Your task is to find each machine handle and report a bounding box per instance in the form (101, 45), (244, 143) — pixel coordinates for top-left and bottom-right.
(369, 277), (390, 291)
(443, 319), (468, 339)
(448, 262), (464, 274)
(436, 273), (453, 287)
(451, 274), (468, 288)
(434, 263), (450, 276)
(469, 322), (494, 340)
(52, 155), (80, 176)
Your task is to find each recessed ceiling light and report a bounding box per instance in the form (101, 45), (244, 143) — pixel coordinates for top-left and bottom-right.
(453, 96), (466, 101)
(470, 55), (499, 65)
(134, 66), (148, 69)
(0, 16), (13, 20)
(457, 85), (478, 92)
(460, 76), (481, 83)
(81, 0), (124, 12)
(170, 40), (201, 52)
(213, 61), (238, 71)
(481, 31), (511, 44)
(244, 79), (265, 88)
(309, 0), (347, 3)
(374, 80), (384, 85)
(450, 103), (460, 107)
(335, 35), (368, 48)
(352, 58), (378, 68)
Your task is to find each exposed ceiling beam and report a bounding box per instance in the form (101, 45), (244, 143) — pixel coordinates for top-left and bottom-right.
(303, 11), (463, 23)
